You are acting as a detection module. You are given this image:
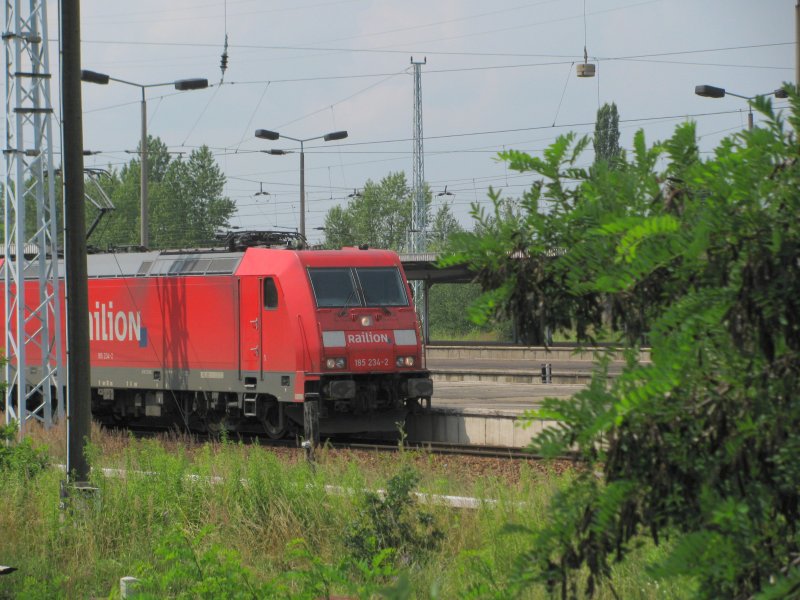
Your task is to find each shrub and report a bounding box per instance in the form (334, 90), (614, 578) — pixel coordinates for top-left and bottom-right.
(134, 525), (280, 599)
(345, 466), (443, 565)
(0, 421), (49, 478)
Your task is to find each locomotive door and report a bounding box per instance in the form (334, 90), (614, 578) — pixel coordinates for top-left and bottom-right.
(238, 276), (263, 379)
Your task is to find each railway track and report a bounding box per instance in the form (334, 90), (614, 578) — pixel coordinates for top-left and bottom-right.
(122, 426), (568, 461)
(332, 439), (555, 460)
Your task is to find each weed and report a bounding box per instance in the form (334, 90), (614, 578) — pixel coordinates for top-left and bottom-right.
(345, 465), (443, 565)
(0, 421), (49, 478)
(135, 524), (280, 599)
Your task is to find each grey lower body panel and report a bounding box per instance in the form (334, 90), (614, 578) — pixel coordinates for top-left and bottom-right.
(89, 366), (295, 402)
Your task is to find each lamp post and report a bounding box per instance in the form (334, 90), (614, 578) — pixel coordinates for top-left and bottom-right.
(695, 84), (788, 131)
(255, 129), (348, 239)
(81, 70), (208, 248)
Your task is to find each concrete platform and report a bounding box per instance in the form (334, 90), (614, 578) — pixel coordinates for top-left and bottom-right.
(431, 381), (584, 412)
(406, 344), (647, 448)
(406, 381), (581, 448)
(406, 406), (559, 449)
(426, 343), (649, 362)
(429, 364), (605, 385)
(425, 344), (644, 384)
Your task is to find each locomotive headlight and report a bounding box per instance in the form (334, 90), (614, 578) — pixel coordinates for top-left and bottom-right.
(326, 357), (347, 369)
(360, 315), (372, 327)
(396, 356), (415, 367)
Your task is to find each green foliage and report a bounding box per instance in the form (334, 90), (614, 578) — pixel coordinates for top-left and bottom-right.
(0, 421), (49, 478)
(322, 171), (418, 250)
(593, 102), (621, 168)
(151, 145), (233, 248)
(321, 171), (462, 254)
(443, 137), (603, 345)
(135, 525), (276, 599)
(427, 200), (462, 252)
(428, 282), (509, 340)
(285, 539), (405, 600)
(136, 523), (412, 600)
(13, 573), (69, 599)
(473, 89), (800, 597)
(0, 431), (685, 598)
(88, 137), (234, 250)
(345, 466), (443, 565)
(456, 550), (523, 600)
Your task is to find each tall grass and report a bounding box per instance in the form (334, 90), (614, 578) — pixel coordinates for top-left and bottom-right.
(0, 417), (688, 598)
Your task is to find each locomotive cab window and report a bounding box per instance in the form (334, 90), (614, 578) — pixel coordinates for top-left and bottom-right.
(263, 277), (278, 309)
(355, 267), (408, 307)
(308, 268), (360, 308)
(308, 266), (409, 308)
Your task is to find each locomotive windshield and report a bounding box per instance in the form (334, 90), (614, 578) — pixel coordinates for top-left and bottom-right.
(308, 268), (358, 308)
(355, 267), (408, 307)
(308, 267), (408, 308)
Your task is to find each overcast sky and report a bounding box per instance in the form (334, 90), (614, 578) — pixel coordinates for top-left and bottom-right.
(24, 1), (796, 244)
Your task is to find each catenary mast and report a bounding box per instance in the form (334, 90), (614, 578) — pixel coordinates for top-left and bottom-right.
(410, 57), (427, 337)
(3, 0), (64, 433)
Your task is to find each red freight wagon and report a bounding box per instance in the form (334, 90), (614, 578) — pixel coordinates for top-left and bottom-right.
(1, 238), (433, 438)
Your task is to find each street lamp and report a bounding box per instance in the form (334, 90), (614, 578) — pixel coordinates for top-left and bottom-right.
(81, 70), (208, 248)
(695, 84), (789, 131)
(255, 128), (348, 239)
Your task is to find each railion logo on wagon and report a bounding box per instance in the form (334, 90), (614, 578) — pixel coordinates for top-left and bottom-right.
(347, 332), (390, 344)
(89, 301), (144, 344)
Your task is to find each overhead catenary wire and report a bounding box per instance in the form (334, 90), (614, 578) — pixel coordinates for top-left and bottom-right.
(160, 104), (787, 163)
(76, 37), (793, 61)
(213, 103), (790, 164)
(78, 102), (779, 195)
(81, 0), (556, 40)
(232, 82), (271, 152)
(12, 0), (792, 245)
(77, 0), (664, 55)
(552, 61), (575, 126)
(275, 66), (410, 130)
(78, 42), (793, 118)
(182, 83), (221, 146)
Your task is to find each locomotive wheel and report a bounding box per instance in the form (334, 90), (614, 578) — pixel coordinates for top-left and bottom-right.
(262, 400), (287, 439)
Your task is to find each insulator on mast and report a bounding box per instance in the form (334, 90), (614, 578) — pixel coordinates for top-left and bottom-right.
(219, 34), (229, 82)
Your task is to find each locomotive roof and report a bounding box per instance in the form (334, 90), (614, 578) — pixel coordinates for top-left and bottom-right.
(5, 246), (402, 280)
(235, 246), (401, 276)
(87, 250), (245, 278)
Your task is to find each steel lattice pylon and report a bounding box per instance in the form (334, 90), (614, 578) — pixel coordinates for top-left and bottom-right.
(410, 57), (426, 331)
(3, 0), (65, 433)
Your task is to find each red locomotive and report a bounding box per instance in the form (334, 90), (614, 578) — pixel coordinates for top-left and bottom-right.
(2, 232), (433, 438)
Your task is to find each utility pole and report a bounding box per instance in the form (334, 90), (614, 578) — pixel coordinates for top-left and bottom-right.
(796, 1), (799, 93)
(80, 72), (207, 250)
(61, 0), (91, 483)
(410, 57), (428, 342)
(254, 129), (348, 241)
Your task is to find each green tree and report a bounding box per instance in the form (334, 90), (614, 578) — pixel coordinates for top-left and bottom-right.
(427, 201), (460, 252)
(450, 91), (800, 597)
(152, 146), (233, 248)
(322, 171), (419, 250)
(444, 164), (606, 346)
(593, 102), (621, 168)
(426, 202), (508, 339)
(87, 137), (234, 250)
